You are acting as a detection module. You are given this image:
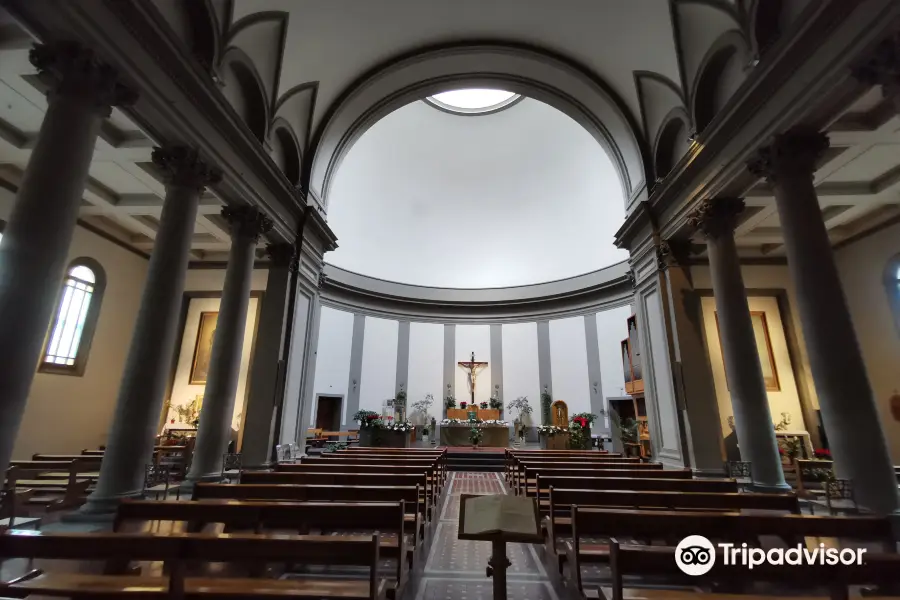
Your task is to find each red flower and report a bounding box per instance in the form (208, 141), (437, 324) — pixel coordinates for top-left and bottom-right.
(366, 414), (378, 421)
(573, 416), (588, 427)
(778, 447), (785, 455)
(170, 418), (175, 424)
(387, 416), (394, 421)
(814, 448), (831, 459)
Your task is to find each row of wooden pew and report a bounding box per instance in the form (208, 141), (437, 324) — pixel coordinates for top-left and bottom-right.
(0, 446), (446, 599)
(504, 449), (899, 600)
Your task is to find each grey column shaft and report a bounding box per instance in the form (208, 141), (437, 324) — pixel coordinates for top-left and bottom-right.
(490, 324), (503, 407)
(187, 215), (263, 481)
(707, 231), (787, 491)
(86, 168), (208, 510)
(536, 321), (552, 424)
(0, 42), (130, 475)
(344, 314), (366, 426)
(396, 320), (410, 397)
(240, 249), (292, 467)
(442, 324), (455, 418)
(583, 314), (607, 431)
(774, 169), (899, 514)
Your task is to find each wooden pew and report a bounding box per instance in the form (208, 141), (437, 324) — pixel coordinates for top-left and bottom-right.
(545, 487), (801, 572)
(513, 460), (659, 493)
(247, 468), (436, 517)
(5, 462), (92, 511)
(538, 475), (738, 496)
(564, 506), (895, 590)
(523, 468), (694, 497)
(601, 538), (900, 600)
(192, 483), (425, 539)
(0, 529), (385, 599)
(504, 451), (632, 482)
(114, 499), (412, 598)
(302, 455), (446, 488)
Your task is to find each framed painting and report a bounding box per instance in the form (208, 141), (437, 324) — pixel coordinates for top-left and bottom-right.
(715, 310), (780, 392)
(189, 311), (218, 384)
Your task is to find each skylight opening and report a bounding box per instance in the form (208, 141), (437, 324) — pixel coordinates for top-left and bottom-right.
(425, 88), (521, 115)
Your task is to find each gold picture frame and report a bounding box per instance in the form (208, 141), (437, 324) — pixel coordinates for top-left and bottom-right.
(189, 311), (218, 384)
(714, 310), (780, 392)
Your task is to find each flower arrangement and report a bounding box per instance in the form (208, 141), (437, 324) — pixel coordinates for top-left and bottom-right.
(389, 421), (415, 433)
(445, 395), (457, 409)
(480, 420), (509, 427)
(460, 401), (468, 409)
(814, 448), (832, 460)
(479, 401), (488, 409)
(569, 412), (597, 450)
(538, 425), (567, 437)
(489, 395), (502, 410)
(353, 409), (411, 431)
(469, 426), (483, 446)
(441, 418), (466, 426)
(571, 412), (598, 427)
(412, 394), (434, 415)
(441, 418), (509, 427)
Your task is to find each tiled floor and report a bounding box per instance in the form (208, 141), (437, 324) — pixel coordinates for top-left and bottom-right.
(412, 472), (559, 600)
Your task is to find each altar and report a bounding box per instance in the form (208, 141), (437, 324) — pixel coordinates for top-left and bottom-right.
(440, 423), (510, 447)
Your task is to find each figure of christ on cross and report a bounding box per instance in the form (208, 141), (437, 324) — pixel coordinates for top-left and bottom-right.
(457, 351), (489, 406)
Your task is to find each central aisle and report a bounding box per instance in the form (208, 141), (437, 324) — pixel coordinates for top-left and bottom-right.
(412, 471), (558, 600)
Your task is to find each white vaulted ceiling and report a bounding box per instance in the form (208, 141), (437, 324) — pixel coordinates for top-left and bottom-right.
(326, 97), (629, 288)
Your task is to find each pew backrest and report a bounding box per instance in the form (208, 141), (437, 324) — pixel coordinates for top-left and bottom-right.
(548, 487), (801, 515)
(526, 468), (693, 497)
(539, 475), (737, 494)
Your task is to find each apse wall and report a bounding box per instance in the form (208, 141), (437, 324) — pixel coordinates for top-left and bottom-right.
(308, 305), (633, 430)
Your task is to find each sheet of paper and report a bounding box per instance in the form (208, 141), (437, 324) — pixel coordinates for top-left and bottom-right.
(462, 495), (538, 537)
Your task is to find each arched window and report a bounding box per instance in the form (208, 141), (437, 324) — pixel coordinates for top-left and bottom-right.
(40, 258), (106, 375)
(885, 254), (900, 338)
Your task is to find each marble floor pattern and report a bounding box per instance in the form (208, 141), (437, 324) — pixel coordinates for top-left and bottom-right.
(411, 471), (560, 600)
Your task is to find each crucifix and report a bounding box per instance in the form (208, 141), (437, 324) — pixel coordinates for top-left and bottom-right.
(457, 351), (488, 406)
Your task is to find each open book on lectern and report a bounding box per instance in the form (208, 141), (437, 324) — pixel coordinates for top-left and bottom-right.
(461, 494), (539, 537)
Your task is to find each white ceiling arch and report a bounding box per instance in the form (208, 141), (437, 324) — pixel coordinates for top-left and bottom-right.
(306, 44), (651, 213)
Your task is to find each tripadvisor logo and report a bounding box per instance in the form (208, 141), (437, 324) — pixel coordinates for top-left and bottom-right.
(675, 535), (866, 576)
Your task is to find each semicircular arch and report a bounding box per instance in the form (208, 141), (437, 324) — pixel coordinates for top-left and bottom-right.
(307, 44), (650, 211)
(219, 46), (269, 142)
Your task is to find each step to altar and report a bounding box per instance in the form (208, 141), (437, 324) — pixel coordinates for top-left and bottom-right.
(445, 449), (505, 472)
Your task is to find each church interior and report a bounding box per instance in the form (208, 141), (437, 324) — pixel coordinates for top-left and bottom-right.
(1, 0), (900, 598)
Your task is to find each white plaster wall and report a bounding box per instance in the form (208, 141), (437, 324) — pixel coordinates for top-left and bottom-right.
(185, 268), (268, 292)
(359, 317), (399, 412)
(407, 322), (444, 424)
(700, 295), (805, 438)
(455, 325), (492, 406)
(310, 307), (354, 425)
(835, 220), (900, 462)
(502, 322), (540, 423)
(691, 264), (818, 411)
(166, 296), (259, 446)
(1, 186), (150, 458)
(549, 316), (590, 416)
(596, 305), (632, 426)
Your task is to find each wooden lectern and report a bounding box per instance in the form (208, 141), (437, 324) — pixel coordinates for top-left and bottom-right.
(458, 494), (542, 600)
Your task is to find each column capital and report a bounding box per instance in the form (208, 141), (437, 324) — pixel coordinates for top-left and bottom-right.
(688, 198), (745, 239)
(853, 33), (900, 108)
(747, 127), (829, 182)
(222, 206), (273, 241)
(657, 239), (699, 269)
(30, 41), (137, 116)
(265, 243), (295, 268)
(151, 146), (222, 190)
(625, 268), (636, 289)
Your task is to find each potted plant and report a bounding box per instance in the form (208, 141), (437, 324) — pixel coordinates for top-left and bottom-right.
(540, 390), (553, 426)
(469, 426), (483, 449)
(479, 401), (488, 410)
(460, 401), (468, 410)
(507, 396), (533, 443)
(569, 412), (599, 450)
(611, 409), (641, 457)
(411, 394), (434, 441)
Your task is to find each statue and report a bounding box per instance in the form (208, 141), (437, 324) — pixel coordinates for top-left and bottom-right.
(551, 400), (568, 428)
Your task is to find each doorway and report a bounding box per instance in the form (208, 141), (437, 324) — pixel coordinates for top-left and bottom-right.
(314, 395), (343, 432)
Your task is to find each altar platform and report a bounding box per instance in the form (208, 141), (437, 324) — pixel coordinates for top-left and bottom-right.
(440, 424), (510, 448)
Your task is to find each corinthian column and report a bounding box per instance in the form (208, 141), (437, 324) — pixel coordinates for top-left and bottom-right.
(82, 147), (221, 514)
(689, 198), (788, 491)
(750, 128), (900, 514)
(186, 206), (272, 483)
(0, 41), (135, 476)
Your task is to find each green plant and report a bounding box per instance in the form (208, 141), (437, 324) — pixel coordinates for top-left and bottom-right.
(445, 396), (457, 409)
(507, 396), (532, 419)
(568, 413), (596, 450)
(774, 412), (792, 431)
(778, 435), (803, 460)
(412, 394), (434, 415)
(610, 409), (639, 444)
(325, 442), (348, 452)
(489, 396), (502, 410)
(540, 391), (552, 425)
(537, 425), (567, 436)
(469, 426), (483, 446)
(353, 409), (379, 423)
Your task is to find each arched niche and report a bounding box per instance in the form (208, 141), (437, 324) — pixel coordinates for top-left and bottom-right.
(307, 44), (649, 212)
(653, 108), (692, 179)
(692, 31), (750, 133)
(268, 119), (302, 186)
(750, 0), (784, 57)
(219, 47), (269, 142)
(185, 0), (218, 69)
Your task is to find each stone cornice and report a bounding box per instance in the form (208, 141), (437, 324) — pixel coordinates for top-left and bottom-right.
(319, 262), (633, 323)
(616, 0), (900, 248)
(3, 0), (304, 245)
